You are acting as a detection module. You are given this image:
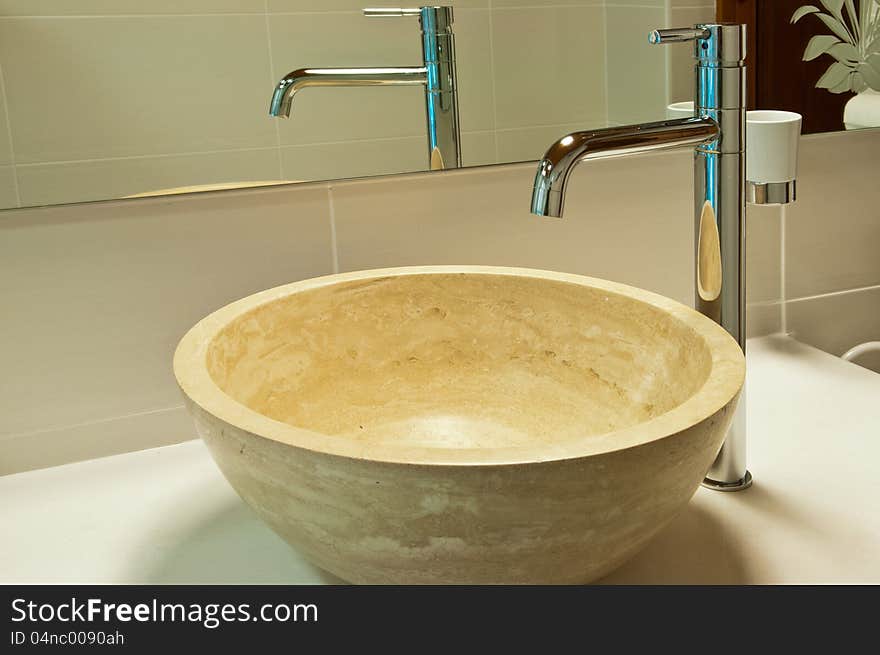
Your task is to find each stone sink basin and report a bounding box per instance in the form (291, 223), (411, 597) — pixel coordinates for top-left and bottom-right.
(173, 266), (744, 583)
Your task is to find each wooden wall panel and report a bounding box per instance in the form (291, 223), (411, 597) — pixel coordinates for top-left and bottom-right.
(718, 0), (856, 133)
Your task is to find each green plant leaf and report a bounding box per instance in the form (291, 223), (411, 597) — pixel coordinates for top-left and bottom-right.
(815, 12), (856, 42)
(821, 0), (845, 22)
(803, 34), (841, 59)
(828, 42), (860, 62)
(817, 60), (852, 88)
(860, 54), (880, 90)
(867, 36), (880, 55)
(792, 5), (821, 23)
(844, 0), (859, 29)
(830, 71), (855, 92)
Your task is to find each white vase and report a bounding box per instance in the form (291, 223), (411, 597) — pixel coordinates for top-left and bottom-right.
(844, 89), (880, 130)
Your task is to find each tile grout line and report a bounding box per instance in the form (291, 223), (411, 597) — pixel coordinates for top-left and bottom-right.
(14, 132), (474, 168)
(603, 2), (610, 126)
(786, 282), (880, 305)
(746, 299), (785, 308)
(12, 129), (535, 170)
(476, 3), (607, 9)
(0, 62), (22, 207)
(16, 146), (282, 167)
(494, 119), (606, 133)
(327, 185), (340, 274)
(0, 405), (186, 443)
(486, 1), (500, 162)
(664, 0), (673, 109)
(263, 0), (285, 181)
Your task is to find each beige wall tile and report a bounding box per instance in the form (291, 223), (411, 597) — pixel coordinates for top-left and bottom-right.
(0, 1), (266, 14)
(0, 16), (276, 163)
(748, 201), (785, 345)
(280, 137), (426, 182)
(491, 6), (606, 129)
(0, 407), (193, 476)
(16, 149), (282, 207)
(667, 6), (716, 105)
(746, 203), (782, 304)
(786, 286), (880, 373)
(669, 1), (715, 7)
(606, 1), (665, 6)
(0, 185), (333, 437)
(0, 164), (17, 207)
(606, 6), (667, 125)
(492, 1), (598, 6)
(331, 150), (695, 306)
(785, 129), (880, 299)
(461, 131), (497, 167)
(746, 302), (782, 338)
(0, 66), (12, 166)
(450, 9), (496, 134)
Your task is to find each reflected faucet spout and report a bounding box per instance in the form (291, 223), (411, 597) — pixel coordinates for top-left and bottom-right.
(269, 6), (461, 170)
(530, 117), (719, 218)
(269, 67), (428, 118)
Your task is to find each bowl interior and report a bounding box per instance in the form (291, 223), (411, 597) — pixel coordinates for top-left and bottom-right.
(203, 273), (714, 451)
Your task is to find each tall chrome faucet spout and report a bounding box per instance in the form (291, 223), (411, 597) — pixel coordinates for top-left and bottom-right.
(530, 23), (752, 491)
(530, 117), (719, 217)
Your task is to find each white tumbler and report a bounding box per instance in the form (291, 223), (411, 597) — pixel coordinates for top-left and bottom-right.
(668, 103), (801, 205)
(746, 110), (802, 205)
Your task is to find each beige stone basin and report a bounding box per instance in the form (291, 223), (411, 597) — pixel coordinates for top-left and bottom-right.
(174, 266), (744, 583)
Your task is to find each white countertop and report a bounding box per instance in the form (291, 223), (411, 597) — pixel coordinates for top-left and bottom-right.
(2, 335), (878, 584)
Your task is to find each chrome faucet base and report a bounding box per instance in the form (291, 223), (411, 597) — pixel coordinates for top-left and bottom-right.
(703, 470), (753, 492)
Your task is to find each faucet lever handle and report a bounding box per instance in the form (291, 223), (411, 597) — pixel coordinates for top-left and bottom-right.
(648, 27), (711, 44)
(363, 7), (424, 17)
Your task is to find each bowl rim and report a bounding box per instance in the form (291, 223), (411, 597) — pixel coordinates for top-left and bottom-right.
(173, 265), (745, 466)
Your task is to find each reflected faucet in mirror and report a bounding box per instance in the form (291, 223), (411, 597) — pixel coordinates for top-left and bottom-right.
(530, 24), (756, 492)
(269, 6), (461, 171)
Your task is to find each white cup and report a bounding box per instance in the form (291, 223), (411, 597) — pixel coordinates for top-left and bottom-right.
(666, 101), (695, 119)
(746, 110), (802, 183)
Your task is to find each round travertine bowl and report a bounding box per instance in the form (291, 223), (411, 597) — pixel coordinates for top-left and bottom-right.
(174, 266), (744, 584)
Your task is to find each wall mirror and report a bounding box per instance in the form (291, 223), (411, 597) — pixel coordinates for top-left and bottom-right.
(0, 1), (875, 211)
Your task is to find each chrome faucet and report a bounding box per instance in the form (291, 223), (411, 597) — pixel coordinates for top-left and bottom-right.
(531, 24), (752, 491)
(269, 6), (461, 171)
